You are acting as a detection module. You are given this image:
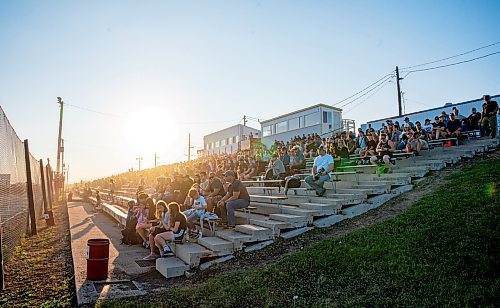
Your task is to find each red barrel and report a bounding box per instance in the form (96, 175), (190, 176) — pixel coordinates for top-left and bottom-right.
(86, 239), (110, 281)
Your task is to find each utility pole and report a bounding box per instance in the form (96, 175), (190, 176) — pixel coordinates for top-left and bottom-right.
(136, 157), (143, 171)
(55, 97), (64, 202)
(396, 66), (403, 116)
(154, 153), (159, 168)
(243, 115), (247, 127)
(188, 133), (194, 161)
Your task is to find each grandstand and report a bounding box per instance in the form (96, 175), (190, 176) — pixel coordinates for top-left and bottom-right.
(78, 136), (498, 285)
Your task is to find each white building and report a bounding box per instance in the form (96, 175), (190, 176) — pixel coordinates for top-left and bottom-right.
(260, 104), (343, 148)
(203, 124), (261, 155)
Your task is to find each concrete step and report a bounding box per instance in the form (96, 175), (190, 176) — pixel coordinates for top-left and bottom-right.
(299, 202), (340, 215)
(215, 230), (252, 250)
(156, 257), (189, 278)
(249, 218), (290, 235)
(197, 236), (234, 255)
(352, 184), (390, 193)
(248, 202), (317, 222)
(332, 187), (384, 196)
(235, 224), (274, 240)
(394, 166), (430, 178)
(269, 213), (308, 227)
(175, 242), (213, 268)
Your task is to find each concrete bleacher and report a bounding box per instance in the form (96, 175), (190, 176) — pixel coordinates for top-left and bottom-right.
(82, 137), (498, 280)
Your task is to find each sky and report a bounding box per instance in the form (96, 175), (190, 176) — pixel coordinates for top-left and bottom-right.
(1, 0), (499, 182)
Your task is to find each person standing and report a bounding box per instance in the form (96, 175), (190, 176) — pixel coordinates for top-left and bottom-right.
(481, 95), (498, 138)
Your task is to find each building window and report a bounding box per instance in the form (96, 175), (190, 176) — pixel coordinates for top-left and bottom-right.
(263, 125), (272, 137)
(323, 111), (332, 124)
(276, 121), (287, 134)
(232, 136), (237, 144)
(221, 139), (226, 146)
(304, 113), (320, 127)
(289, 117), (299, 131)
(215, 141), (220, 147)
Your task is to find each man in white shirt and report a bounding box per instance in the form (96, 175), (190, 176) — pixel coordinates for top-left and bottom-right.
(304, 146), (334, 196)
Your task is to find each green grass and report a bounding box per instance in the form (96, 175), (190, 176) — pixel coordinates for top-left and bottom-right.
(99, 159), (500, 307)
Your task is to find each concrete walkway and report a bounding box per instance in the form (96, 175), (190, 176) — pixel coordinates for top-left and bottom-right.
(68, 200), (154, 305)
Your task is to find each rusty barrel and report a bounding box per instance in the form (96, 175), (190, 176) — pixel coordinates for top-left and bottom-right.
(86, 239), (109, 281)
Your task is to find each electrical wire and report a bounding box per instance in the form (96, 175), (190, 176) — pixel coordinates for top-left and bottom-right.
(343, 77), (392, 114)
(332, 71), (395, 106)
(402, 50), (500, 74)
(401, 41), (500, 70)
(64, 102), (122, 118)
(338, 74), (395, 109)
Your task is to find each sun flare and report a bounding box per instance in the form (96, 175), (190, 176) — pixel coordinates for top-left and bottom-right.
(122, 106), (177, 156)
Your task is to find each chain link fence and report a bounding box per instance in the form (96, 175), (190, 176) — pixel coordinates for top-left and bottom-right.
(0, 106), (50, 286)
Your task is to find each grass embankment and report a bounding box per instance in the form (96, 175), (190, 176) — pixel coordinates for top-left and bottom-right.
(0, 204), (76, 307)
(100, 159), (500, 307)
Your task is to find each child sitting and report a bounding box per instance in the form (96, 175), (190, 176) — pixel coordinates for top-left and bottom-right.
(185, 188), (207, 239)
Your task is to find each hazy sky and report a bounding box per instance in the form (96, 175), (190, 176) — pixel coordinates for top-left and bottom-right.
(1, 0), (499, 182)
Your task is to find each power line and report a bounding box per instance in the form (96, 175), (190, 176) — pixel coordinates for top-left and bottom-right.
(64, 102), (122, 118)
(343, 78), (392, 114)
(332, 71), (395, 106)
(402, 50), (500, 74)
(338, 74), (395, 109)
(401, 41), (500, 70)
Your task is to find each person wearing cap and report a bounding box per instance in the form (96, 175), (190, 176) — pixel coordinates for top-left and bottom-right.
(266, 154), (286, 180)
(481, 95), (498, 138)
(431, 116), (447, 140)
(304, 145), (334, 196)
(404, 117), (415, 130)
(446, 113), (462, 138)
(217, 170), (250, 228)
(289, 146), (306, 174)
(370, 132), (396, 172)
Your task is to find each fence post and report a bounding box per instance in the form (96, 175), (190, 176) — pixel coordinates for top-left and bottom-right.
(23, 139), (37, 236)
(46, 164), (53, 210)
(0, 224), (4, 291)
(40, 159), (48, 214)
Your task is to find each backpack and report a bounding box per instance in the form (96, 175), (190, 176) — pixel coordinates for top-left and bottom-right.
(121, 216), (142, 245)
(283, 175), (302, 195)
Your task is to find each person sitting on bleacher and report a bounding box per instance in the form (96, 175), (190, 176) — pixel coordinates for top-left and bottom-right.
(305, 145), (334, 197)
(266, 155), (286, 180)
(136, 197), (156, 249)
(218, 170), (251, 229)
(203, 172), (226, 215)
(239, 157), (258, 180)
(152, 175), (167, 202)
(359, 134), (377, 159)
(185, 188), (208, 239)
(465, 107), (481, 131)
(446, 113), (462, 138)
(431, 116), (448, 140)
(143, 201), (169, 260)
(288, 146), (306, 175)
(154, 202), (188, 257)
(370, 132), (396, 173)
(355, 131), (367, 155)
(406, 122), (429, 155)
